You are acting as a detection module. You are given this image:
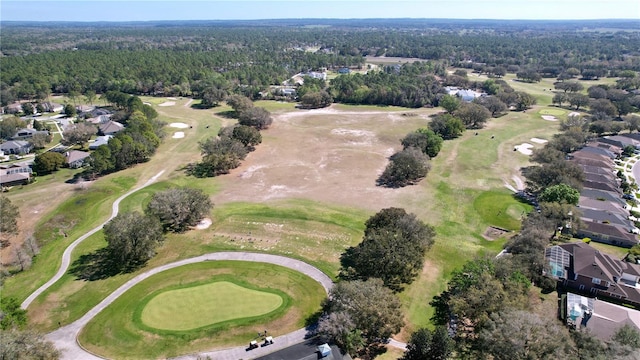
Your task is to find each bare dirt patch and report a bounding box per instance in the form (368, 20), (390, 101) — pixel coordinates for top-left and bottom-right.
(213, 108), (429, 210)
(159, 101), (176, 107)
(172, 132), (185, 139)
(482, 226), (510, 240)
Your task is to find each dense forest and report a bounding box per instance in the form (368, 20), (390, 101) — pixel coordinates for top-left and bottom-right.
(1, 19), (639, 107)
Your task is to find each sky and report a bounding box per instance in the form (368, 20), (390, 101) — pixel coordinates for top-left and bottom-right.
(1, 0), (639, 22)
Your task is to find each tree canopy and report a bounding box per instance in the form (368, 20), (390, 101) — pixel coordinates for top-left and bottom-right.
(319, 278), (404, 356)
(103, 211), (164, 269)
(33, 152), (66, 175)
(402, 327), (453, 360)
(377, 147), (431, 188)
(0, 196), (19, 236)
(538, 183), (580, 205)
(340, 207), (435, 291)
(401, 128), (444, 158)
(146, 187), (213, 233)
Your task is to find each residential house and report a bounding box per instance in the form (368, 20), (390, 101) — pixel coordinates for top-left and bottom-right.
(570, 157), (615, 169)
(0, 162), (32, 187)
(305, 71), (327, 81)
(564, 292), (640, 342)
(569, 150), (615, 167)
(254, 338), (349, 360)
(582, 180), (621, 194)
(578, 197), (628, 215)
(75, 104), (96, 114)
(545, 242), (640, 307)
(580, 189), (627, 208)
(86, 114), (112, 125)
(65, 150), (90, 169)
(0, 140), (33, 155)
(89, 135), (113, 150)
(98, 121), (124, 136)
(337, 67), (351, 74)
(579, 165), (617, 182)
(42, 102), (64, 113)
(599, 135), (640, 150)
(10, 128), (50, 140)
(579, 208), (633, 228)
(579, 146), (618, 160)
(575, 222), (638, 247)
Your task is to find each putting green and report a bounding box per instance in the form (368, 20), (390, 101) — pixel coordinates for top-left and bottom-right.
(473, 190), (533, 231)
(141, 281), (283, 331)
(538, 108), (566, 116)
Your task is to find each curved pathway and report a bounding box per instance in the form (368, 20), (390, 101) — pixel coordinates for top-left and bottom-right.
(21, 170), (165, 310)
(46, 252), (333, 360)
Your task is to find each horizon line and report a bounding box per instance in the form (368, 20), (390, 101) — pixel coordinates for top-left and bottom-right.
(3, 18), (640, 23)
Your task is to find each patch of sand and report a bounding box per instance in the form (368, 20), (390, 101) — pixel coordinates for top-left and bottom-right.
(195, 218), (212, 230)
(169, 122), (189, 128)
(514, 143), (534, 155)
(172, 132), (185, 139)
(167, 97), (178, 100)
(541, 115), (558, 121)
(568, 112), (581, 117)
(530, 137), (548, 144)
(159, 101), (176, 107)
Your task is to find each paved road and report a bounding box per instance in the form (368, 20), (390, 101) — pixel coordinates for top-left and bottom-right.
(21, 170), (165, 310)
(46, 252), (334, 360)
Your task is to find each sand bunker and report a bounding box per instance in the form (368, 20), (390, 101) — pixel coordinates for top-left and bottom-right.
(172, 132), (185, 139)
(159, 101), (176, 107)
(530, 137), (548, 144)
(167, 97), (178, 100)
(568, 112), (581, 117)
(541, 115), (558, 121)
(169, 122), (189, 128)
(195, 218), (212, 230)
(514, 143), (534, 155)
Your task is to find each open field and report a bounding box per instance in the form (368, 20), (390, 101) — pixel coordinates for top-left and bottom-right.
(78, 261), (325, 359)
(6, 76), (617, 354)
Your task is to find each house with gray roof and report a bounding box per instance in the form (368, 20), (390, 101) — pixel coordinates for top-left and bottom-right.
(576, 221), (638, 248)
(89, 135), (113, 150)
(565, 292), (640, 342)
(578, 197), (628, 215)
(580, 145), (618, 160)
(98, 121), (124, 136)
(580, 189), (627, 207)
(545, 242), (640, 307)
(10, 128), (50, 140)
(65, 150), (90, 169)
(0, 140), (32, 155)
(0, 162), (32, 187)
(579, 208), (633, 228)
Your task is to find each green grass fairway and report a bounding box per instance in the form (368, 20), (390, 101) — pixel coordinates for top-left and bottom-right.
(79, 261), (325, 359)
(473, 190), (532, 231)
(538, 108), (567, 116)
(140, 281), (284, 331)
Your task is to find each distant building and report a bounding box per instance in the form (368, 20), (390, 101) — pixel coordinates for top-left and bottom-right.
(337, 67), (351, 74)
(0, 162), (32, 187)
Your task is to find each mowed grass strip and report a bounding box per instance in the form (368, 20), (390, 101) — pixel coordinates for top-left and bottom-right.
(79, 261), (325, 359)
(140, 281), (284, 331)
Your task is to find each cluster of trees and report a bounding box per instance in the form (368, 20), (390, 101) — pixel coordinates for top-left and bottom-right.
(189, 96), (268, 177)
(378, 129), (443, 188)
(102, 187), (212, 270)
(0, 116), (52, 151)
(86, 109), (164, 178)
(319, 208), (435, 356)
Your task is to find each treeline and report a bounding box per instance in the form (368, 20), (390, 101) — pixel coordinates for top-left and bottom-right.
(2, 22), (639, 108)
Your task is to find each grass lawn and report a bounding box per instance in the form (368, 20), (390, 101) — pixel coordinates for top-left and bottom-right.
(78, 261), (325, 359)
(538, 108), (567, 117)
(139, 280), (286, 331)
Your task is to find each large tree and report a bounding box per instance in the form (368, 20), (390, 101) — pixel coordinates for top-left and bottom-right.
(428, 113), (465, 140)
(402, 327), (453, 360)
(146, 188), (213, 233)
(238, 106), (273, 130)
(28, 132), (52, 150)
(61, 123), (96, 147)
(340, 207), (435, 291)
(377, 147), (431, 188)
(456, 102), (491, 129)
(538, 183), (580, 205)
(33, 152), (66, 175)
(103, 211), (164, 269)
(439, 94), (460, 114)
(0, 196), (19, 236)
(401, 128), (444, 158)
(0, 329), (60, 360)
(476, 310), (571, 360)
(230, 125), (262, 150)
(319, 279), (404, 355)
(226, 94), (254, 115)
